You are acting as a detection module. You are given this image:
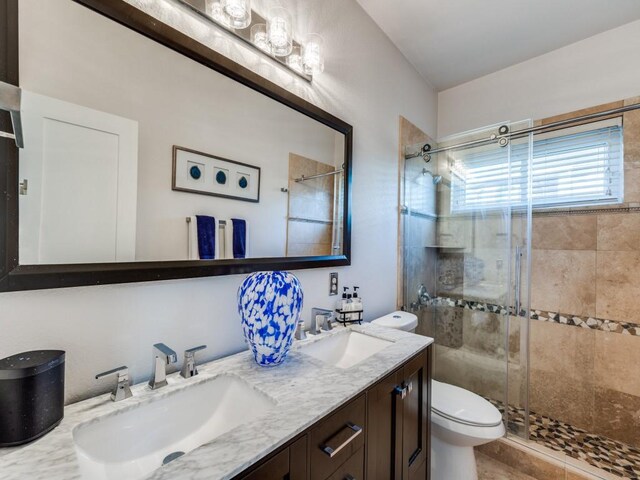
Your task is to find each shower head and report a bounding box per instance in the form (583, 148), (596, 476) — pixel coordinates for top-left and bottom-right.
(422, 168), (442, 185)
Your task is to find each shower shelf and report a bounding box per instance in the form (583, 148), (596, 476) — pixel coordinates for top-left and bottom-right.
(424, 245), (465, 249)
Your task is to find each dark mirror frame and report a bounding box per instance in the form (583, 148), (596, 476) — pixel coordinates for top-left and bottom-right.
(0, 0), (352, 292)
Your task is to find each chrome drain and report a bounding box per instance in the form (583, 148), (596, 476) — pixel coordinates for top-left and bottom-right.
(162, 451), (185, 466)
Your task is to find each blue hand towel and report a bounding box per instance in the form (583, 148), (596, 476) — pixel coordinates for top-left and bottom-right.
(196, 215), (216, 260)
(231, 218), (247, 259)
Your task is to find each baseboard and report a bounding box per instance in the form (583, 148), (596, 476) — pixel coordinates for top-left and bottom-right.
(476, 436), (619, 480)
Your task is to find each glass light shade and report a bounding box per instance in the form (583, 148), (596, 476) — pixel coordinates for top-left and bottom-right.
(286, 45), (304, 73)
(267, 7), (293, 56)
(206, 0), (231, 27)
(250, 24), (271, 54)
(221, 0), (251, 29)
(303, 33), (324, 75)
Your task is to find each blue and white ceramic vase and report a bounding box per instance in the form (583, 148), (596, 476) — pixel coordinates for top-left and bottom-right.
(238, 271), (304, 367)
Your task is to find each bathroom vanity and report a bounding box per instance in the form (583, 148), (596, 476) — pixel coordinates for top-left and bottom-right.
(239, 340), (430, 480)
(0, 325), (432, 480)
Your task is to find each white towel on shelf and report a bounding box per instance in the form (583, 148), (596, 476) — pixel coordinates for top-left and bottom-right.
(213, 218), (220, 259)
(224, 219), (249, 259)
(188, 216), (220, 260)
(188, 216), (199, 260)
(224, 219), (234, 259)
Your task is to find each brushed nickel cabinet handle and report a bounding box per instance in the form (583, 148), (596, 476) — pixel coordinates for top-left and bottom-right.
(344, 475), (356, 480)
(321, 423), (363, 458)
(395, 381), (413, 399)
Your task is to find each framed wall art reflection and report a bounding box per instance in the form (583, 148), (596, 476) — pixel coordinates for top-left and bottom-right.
(172, 145), (261, 203)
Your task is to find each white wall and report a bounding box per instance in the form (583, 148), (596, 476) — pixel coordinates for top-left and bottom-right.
(438, 20), (640, 138)
(0, 0), (437, 403)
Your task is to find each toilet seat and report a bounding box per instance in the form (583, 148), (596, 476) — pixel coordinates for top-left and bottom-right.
(371, 311), (418, 332)
(431, 380), (503, 427)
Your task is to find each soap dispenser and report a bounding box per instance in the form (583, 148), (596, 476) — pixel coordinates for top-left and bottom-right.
(339, 286), (351, 321)
(352, 286), (362, 321)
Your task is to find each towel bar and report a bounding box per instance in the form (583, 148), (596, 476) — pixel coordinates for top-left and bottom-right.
(186, 216), (227, 260)
(186, 217), (226, 226)
(294, 168), (343, 183)
(0, 81), (23, 148)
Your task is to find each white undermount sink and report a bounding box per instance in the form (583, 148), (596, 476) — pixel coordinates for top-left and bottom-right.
(300, 331), (393, 369)
(72, 374), (276, 480)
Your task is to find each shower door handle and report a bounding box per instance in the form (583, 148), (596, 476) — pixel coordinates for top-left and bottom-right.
(514, 246), (523, 316)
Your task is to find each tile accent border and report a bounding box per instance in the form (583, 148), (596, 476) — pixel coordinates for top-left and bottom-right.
(433, 297), (640, 337)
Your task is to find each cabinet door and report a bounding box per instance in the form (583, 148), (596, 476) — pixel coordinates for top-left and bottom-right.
(400, 349), (430, 480)
(241, 437), (308, 480)
(366, 369), (402, 480)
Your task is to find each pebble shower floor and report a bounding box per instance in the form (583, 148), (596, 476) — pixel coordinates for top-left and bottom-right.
(488, 399), (640, 479)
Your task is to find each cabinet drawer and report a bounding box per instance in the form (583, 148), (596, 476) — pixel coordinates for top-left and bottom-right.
(239, 436), (307, 480)
(310, 395), (366, 480)
(326, 447), (364, 480)
(241, 449), (289, 480)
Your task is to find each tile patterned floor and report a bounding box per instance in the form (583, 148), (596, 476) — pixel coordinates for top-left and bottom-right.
(477, 452), (539, 480)
(488, 399), (640, 479)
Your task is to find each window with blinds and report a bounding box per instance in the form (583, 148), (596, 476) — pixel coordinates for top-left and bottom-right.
(450, 118), (624, 213)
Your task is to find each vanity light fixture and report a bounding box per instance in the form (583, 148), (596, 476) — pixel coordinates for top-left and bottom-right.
(302, 33), (324, 75)
(250, 23), (271, 53)
(286, 45), (304, 74)
(221, 0), (251, 29)
(206, 0), (231, 27)
(267, 7), (293, 57)
(178, 0), (324, 81)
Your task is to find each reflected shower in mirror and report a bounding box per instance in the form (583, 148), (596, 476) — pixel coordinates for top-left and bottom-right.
(17, 0), (346, 265)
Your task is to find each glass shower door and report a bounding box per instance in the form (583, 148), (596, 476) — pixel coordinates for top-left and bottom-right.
(402, 120), (533, 437)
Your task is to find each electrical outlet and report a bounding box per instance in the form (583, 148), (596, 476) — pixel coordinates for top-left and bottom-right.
(329, 272), (339, 296)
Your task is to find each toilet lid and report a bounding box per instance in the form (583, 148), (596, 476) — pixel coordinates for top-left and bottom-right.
(431, 381), (503, 427)
(371, 311), (418, 331)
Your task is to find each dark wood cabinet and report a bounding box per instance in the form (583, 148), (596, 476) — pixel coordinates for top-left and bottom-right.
(309, 395), (366, 480)
(365, 349), (430, 480)
(365, 368), (403, 479)
(325, 446), (364, 480)
(235, 346), (432, 480)
(399, 350), (430, 480)
(241, 449), (289, 480)
(241, 437), (308, 480)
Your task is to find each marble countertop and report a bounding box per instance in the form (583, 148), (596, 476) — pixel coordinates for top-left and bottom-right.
(0, 323), (432, 480)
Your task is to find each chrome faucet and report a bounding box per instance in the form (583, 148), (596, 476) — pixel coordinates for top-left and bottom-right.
(418, 284), (432, 305)
(411, 284), (432, 311)
(294, 320), (307, 340)
(311, 308), (334, 334)
(95, 366), (133, 402)
(148, 343), (177, 390)
(180, 345), (207, 379)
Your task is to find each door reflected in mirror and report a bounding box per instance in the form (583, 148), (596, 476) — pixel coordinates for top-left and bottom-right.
(17, 0), (346, 265)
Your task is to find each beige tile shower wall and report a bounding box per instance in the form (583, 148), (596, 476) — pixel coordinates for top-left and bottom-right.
(286, 153), (335, 256)
(528, 98), (640, 448)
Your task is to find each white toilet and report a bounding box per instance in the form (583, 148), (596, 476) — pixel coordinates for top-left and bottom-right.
(371, 310), (418, 332)
(431, 380), (505, 480)
(371, 311), (505, 480)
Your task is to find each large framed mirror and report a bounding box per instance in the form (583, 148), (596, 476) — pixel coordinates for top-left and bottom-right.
(0, 0), (352, 291)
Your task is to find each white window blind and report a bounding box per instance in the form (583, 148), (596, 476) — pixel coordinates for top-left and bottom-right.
(450, 119), (624, 212)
